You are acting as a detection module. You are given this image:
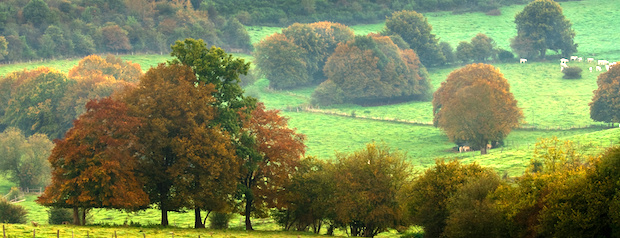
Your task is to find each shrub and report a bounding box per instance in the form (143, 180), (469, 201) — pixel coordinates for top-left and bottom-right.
(486, 9), (502, 16)
(209, 212), (232, 229)
(562, 66), (582, 79)
(0, 197), (28, 223)
(497, 48), (514, 62)
(311, 80), (344, 106)
(48, 207), (73, 224)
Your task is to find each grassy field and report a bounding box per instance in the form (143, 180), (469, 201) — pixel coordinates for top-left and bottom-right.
(1, 0), (620, 235)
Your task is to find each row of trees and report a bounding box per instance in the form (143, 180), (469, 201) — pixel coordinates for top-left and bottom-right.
(208, 0), (533, 26)
(0, 0), (252, 62)
(271, 137), (620, 238)
(35, 39), (306, 231)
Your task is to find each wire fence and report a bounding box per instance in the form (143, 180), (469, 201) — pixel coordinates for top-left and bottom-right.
(1, 224), (204, 238)
(284, 105), (611, 131)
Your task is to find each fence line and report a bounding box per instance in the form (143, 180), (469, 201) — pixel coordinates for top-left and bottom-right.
(0, 225), (192, 238)
(284, 105), (610, 131)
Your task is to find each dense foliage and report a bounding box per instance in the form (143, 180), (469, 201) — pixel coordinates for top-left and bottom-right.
(510, 0), (577, 59)
(590, 63), (620, 125)
(0, 196), (27, 224)
(313, 34), (431, 106)
(0, 127), (52, 189)
(382, 10), (445, 67)
(207, 0), (532, 26)
(37, 98), (149, 225)
(254, 22), (354, 89)
(433, 63), (522, 154)
(0, 55), (139, 139)
(0, 0), (252, 62)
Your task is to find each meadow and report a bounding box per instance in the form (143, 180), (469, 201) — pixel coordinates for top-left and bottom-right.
(1, 0), (620, 236)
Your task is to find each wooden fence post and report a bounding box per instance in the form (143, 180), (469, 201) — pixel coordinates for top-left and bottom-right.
(3, 224), (5, 238)
(87, 231), (89, 238)
(57, 230), (60, 238)
(33, 229), (35, 238)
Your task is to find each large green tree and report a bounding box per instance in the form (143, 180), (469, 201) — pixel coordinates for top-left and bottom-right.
(37, 98), (148, 225)
(590, 63), (620, 126)
(382, 10), (445, 67)
(510, 0), (577, 59)
(433, 63), (522, 154)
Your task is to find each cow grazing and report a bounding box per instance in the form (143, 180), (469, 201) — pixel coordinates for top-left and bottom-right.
(520, 58), (527, 63)
(596, 66), (602, 71)
(570, 56), (578, 61)
(560, 58), (569, 63)
(590, 67), (593, 72)
(587, 58), (594, 63)
(598, 60), (609, 65)
(578, 57), (583, 62)
(487, 144), (492, 150)
(459, 146), (471, 153)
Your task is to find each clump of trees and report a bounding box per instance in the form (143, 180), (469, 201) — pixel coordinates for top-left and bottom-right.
(456, 33), (497, 64)
(0, 196), (27, 224)
(590, 63), (620, 126)
(0, 0), (252, 63)
(433, 63), (523, 154)
(0, 55), (140, 139)
(312, 34), (431, 106)
(510, 0), (577, 59)
(254, 21), (354, 89)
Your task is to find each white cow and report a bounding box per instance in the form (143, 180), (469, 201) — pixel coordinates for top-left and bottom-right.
(570, 56), (579, 61)
(560, 62), (568, 68)
(578, 57), (583, 62)
(560, 58), (569, 63)
(587, 58), (594, 63)
(520, 58), (527, 63)
(598, 60), (609, 65)
(606, 65), (610, 71)
(590, 67), (593, 72)
(596, 66), (602, 71)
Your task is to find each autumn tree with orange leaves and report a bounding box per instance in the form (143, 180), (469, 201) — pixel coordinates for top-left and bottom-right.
(238, 102), (306, 230)
(37, 98), (148, 225)
(433, 63), (522, 154)
(68, 54), (142, 84)
(590, 62), (620, 126)
(122, 64), (241, 228)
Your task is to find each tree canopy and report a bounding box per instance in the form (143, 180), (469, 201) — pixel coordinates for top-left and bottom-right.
(433, 63), (522, 154)
(0, 127), (52, 189)
(254, 22), (354, 89)
(314, 34), (430, 106)
(510, 0), (577, 59)
(382, 10), (445, 67)
(37, 98), (148, 225)
(590, 62), (620, 125)
(238, 102), (306, 230)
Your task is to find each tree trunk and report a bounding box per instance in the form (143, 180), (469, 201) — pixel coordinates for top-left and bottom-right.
(161, 207), (169, 226)
(244, 197), (254, 231)
(72, 207), (80, 225)
(80, 208), (86, 225)
(194, 208), (205, 228)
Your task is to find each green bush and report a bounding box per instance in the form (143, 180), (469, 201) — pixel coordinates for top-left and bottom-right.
(209, 212), (232, 229)
(497, 48), (514, 62)
(0, 197), (27, 223)
(48, 207), (73, 224)
(562, 66), (582, 79)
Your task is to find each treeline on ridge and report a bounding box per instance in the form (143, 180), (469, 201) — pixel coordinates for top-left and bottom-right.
(0, 0), (252, 63)
(208, 0), (559, 26)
